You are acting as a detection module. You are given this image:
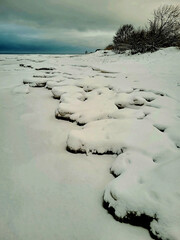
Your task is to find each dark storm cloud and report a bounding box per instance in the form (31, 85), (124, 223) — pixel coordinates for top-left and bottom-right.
(0, 24), (93, 53)
(0, 0), (179, 53)
(0, 0), (117, 30)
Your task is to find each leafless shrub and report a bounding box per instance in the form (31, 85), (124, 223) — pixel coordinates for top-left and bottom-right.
(104, 44), (114, 50)
(113, 24), (134, 53)
(111, 5), (180, 54)
(148, 5), (180, 48)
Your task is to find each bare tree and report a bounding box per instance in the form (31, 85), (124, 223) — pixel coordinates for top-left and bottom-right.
(114, 24), (134, 43)
(110, 5), (180, 54)
(113, 24), (134, 52)
(148, 5), (180, 47)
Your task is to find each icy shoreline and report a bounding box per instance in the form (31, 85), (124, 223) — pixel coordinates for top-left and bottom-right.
(0, 48), (180, 240)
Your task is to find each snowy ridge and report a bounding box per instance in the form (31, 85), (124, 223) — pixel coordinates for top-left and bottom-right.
(1, 47), (180, 240)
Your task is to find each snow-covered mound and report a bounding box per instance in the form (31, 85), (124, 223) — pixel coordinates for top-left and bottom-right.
(110, 150), (155, 177)
(52, 85), (85, 99)
(46, 80), (64, 89)
(66, 118), (177, 159)
(55, 86), (149, 124)
(23, 78), (47, 87)
(76, 76), (133, 93)
(104, 156), (180, 240)
(55, 87), (118, 124)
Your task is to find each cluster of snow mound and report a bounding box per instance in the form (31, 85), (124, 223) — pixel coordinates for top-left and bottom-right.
(76, 76), (133, 93)
(52, 85), (85, 99)
(104, 156), (180, 240)
(23, 78), (47, 87)
(115, 93), (147, 108)
(46, 80), (64, 89)
(76, 76), (111, 92)
(66, 118), (177, 158)
(55, 87), (119, 124)
(54, 87), (149, 125)
(132, 91), (156, 103)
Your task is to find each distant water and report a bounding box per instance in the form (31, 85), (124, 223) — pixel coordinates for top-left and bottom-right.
(0, 52), (84, 55)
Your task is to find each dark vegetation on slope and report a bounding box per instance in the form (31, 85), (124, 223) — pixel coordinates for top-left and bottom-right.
(105, 5), (180, 54)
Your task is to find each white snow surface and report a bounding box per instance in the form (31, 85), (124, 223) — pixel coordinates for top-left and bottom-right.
(13, 84), (30, 94)
(0, 47), (180, 240)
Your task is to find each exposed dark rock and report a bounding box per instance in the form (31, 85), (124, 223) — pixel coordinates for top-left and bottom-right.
(55, 113), (77, 124)
(19, 64), (33, 68)
(66, 146), (87, 154)
(145, 98), (155, 102)
(35, 67), (55, 71)
(110, 169), (119, 178)
(66, 145), (122, 155)
(115, 104), (125, 109)
(92, 67), (118, 74)
(133, 102), (144, 106)
(76, 122), (86, 126)
(33, 75), (53, 78)
(154, 125), (166, 132)
(23, 79), (46, 87)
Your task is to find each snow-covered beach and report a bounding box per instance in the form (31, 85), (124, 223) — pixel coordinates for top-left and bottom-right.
(0, 48), (180, 240)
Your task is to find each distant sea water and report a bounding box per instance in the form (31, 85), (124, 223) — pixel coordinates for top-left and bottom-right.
(0, 52), (84, 55)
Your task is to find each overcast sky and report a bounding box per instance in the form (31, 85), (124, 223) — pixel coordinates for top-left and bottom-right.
(0, 0), (179, 53)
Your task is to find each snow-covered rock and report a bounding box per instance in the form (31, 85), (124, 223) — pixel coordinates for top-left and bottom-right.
(55, 88), (117, 124)
(66, 118), (177, 159)
(115, 93), (147, 108)
(51, 85), (85, 99)
(110, 150), (155, 177)
(46, 80), (63, 89)
(55, 87), (148, 124)
(104, 157), (180, 240)
(23, 78), (47, 87)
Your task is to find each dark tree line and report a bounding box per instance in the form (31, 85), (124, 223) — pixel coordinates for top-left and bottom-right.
(108, 5), (180, 54)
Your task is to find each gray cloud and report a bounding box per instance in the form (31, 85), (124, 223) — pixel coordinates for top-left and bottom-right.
(0, 24), (94, 53)
(0, 0), (179, 52)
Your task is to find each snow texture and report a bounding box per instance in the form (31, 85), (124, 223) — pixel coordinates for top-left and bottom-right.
(0, 47), (180, 240)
